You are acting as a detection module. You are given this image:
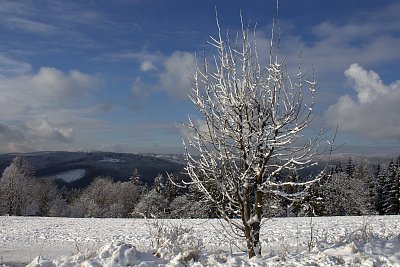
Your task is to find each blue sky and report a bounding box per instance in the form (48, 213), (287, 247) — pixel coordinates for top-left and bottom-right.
(0, 0), (399, 154)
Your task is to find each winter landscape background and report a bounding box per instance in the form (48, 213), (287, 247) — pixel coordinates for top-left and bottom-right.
(1, 152), (400, 219)
(1, 152), (400, 266)
(1, 0), (400, 266)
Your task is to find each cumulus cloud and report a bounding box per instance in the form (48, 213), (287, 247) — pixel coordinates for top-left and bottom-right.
(0, 117), (73, 152)
(344, 64), (390, 104)
(0, 64), (99, 119)
(140, 60), (156, 72)
(0, 54), (101, 152)
(131, 51), (195, 101)
(159, 51), (195, 99)
(326, 64), (400, 140)
(28, 67), (97, 100)
(33, 116), (73, 141)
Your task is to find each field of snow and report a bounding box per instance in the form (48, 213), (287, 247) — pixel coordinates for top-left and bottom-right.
(1, 215), (399, 266)
(99, 157), (125, 163)
(52, 169), (86, 183)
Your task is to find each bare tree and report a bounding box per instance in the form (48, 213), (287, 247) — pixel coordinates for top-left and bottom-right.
(183, 13), (327, 258)
(0, 156), (35, 216)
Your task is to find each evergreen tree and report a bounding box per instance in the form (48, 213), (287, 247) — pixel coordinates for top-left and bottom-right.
(383, 161), (400, 215)
(353, 160), (376, 214)
(165, 173), (180, 202)
(334, 163), (343, 174)
(376, 164), (386, 214)
(294, 174), (326, 216)
(129, 168), (142, 186)
(153, 174), (165, 194)
(345, 158), (355, 178)
(322, 172), (369, 216)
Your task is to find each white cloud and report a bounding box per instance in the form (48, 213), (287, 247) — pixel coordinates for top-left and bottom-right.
(130, 51), (195, 100)
(0, 65), (99, 119)
(33, 116), (73, 141)
(326, 64), (400, 140)
(0, 53), (31, 76)
(29, 67), (97, 100)
(140, 60), (156, 72)
(344, 63), (389, 104)
(130, 76), (157, 98)
(0, 117), (73, 152)
(258, 2), (400, 87)
(159, 51), (195, 99)
(4, 16), (57, 34)
(0, 54), (102, 152)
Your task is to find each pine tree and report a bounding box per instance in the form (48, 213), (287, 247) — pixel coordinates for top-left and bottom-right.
(334, 163), (343, 174)
(165, 173), (179, 202)
(345, 158), (355, 178)
(293, 174), (326, 216)
(376, 164), (386, 214)
(383, 160), (400, 215)
(154, 174), (165, 194)
(353, 160), (376, 214)
(322, 172), (369, 216)
(129, 168), (142, 186)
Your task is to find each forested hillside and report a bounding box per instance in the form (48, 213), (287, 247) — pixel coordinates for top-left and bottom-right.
(0, 152), (399, 218)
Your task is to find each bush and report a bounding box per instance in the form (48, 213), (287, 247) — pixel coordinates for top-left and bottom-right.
(148, 220), (203, 264)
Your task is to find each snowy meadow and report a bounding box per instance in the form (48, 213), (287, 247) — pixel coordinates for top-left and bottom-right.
(1, 215), (400, 266)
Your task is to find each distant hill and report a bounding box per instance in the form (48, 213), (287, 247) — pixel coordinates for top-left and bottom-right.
(0, 151), (185, 189)
(0, 151), (397, 189)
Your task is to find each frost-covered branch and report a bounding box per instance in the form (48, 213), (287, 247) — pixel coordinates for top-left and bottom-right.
(182, 11), (329, 258)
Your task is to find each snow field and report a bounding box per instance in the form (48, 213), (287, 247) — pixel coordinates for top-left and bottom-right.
(52, 169), (86, 183)
(1, 215), (400, 266)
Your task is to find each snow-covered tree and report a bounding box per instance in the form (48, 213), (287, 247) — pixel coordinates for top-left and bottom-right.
(165, 173), (180, 202)
(129, 168), (142, 186)
(169, 195), (209, 218)
(353, 160), (376, 213)
(32, 178), (60, 216)
(293, 174), (326, 216)
(153, 174), (165, 194)
(134, 189), (168, 218)
(376, 164), (386, 214)
(345, 158), (355, 178)
(70, 176), (142, 218)
(183, 14), (327, 257)
(322, 172), (369, 216)
(0, 156), (35, 216)
(114, 180), (141, 217)
(383, 160), (400, 215)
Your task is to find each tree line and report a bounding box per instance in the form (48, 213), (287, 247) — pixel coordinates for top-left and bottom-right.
(291, 157), (400, 217)
(0, 155), (399, 218)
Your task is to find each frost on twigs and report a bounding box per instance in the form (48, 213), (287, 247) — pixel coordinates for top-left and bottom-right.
(148, 220), (204, 264)
(182, 10), (331, 259)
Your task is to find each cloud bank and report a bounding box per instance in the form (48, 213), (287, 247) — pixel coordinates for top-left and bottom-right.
(0, 55), (100, 152)
(327, 63), (400, 140)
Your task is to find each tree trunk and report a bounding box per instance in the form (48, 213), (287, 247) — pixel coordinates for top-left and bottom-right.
(244, 223), (256, 258)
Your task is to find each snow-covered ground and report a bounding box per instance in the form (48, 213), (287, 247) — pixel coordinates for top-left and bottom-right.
(99, 158), (125, 163)
(1, 216), (399, 266)
(52, 169), (86, 183)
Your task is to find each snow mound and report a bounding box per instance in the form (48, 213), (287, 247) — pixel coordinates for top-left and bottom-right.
(26, 236), (400, 267)
(27, 243), (163, 267)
